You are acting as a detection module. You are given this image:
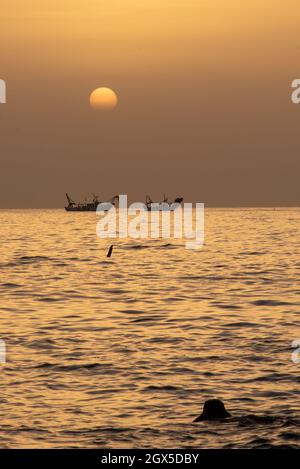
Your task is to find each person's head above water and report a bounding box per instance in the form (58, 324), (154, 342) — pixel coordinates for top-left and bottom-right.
(193, 399), (231, 422)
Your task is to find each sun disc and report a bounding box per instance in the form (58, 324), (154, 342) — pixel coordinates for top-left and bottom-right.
(89, 87), (118, 110)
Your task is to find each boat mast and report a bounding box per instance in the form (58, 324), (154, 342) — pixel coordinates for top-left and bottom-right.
(66, 193), (75, 207)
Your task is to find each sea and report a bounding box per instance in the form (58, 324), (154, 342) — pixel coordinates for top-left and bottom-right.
(0, 208), (300, 448)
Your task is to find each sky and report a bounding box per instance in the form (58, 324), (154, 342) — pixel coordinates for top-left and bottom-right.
(0, 0), (300, 207)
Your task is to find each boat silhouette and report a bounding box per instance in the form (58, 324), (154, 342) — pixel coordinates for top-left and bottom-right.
(145, 194), (183, 211)
(65, 193), (118, 212)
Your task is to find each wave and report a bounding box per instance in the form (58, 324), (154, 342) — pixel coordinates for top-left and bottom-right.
(251, 299), (294, 306)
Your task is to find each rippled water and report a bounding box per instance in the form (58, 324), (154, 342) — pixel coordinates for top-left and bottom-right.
(0, 208), (300, 448)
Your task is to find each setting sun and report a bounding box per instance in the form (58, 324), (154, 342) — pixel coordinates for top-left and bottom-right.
(89, 87), (118, 111)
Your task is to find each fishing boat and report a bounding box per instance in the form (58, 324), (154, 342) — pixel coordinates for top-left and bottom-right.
(65, 193), (118, 212)
(145, 194), (183, 211)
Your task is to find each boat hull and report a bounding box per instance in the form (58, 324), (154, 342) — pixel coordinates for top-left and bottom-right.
(65, 203), (113, 212)
(146, 203), (182, 211)
(65, 206), (97, 212)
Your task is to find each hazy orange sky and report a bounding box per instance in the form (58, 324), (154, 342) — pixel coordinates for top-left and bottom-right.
(1, 0), (300, 207)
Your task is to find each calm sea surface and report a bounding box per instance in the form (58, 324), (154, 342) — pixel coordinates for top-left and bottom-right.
(0, 208), (300, 448)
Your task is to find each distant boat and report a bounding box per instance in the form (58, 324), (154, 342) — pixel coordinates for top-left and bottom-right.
(145, 194), (183, 211)
(65, 193), (118, 212)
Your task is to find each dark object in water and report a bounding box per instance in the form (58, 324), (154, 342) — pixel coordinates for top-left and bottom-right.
(145, 194), (184, 211)
(193, 399), (231, 422)
(65, 193), (119, 212)
(107, 245), (113, 258)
